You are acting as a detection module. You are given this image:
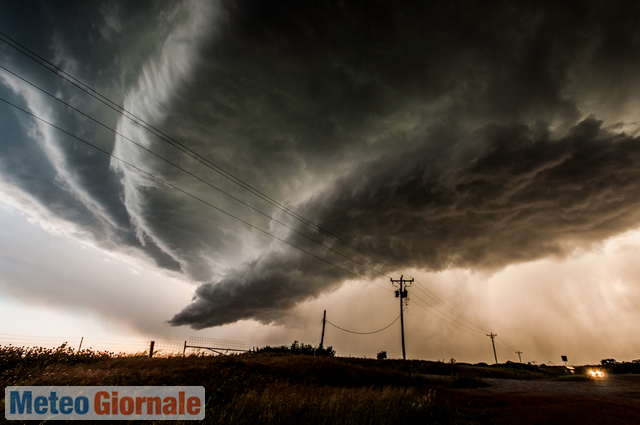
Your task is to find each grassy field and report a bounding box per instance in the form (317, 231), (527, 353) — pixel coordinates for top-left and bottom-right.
(0, 344), (575, 424)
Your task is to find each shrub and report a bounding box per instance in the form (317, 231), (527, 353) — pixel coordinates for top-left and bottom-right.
(256, 341), (335, 357)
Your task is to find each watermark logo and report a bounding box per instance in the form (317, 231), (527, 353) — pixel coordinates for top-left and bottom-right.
(5, 386), (205, 421)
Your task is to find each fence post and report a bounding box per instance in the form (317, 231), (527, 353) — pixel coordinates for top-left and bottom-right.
(183, 341), (187, 357)
(149, 341), (155, 358)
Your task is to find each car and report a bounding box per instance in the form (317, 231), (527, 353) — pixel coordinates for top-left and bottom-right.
(588, 369), (605, 378)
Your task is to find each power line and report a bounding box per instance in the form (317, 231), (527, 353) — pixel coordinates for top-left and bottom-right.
(0, 59), (495, 339)
(325, 314), (401, 335)
(411, 280), (491, 334)
(408, 292), (487, 338)
(401, 290), (518, 352)
(0, 31), (398, 277)
(0, 95), (393, 293)
(408, 297), (487, 341)
(0, 36), (491, 337)
(0, 30), (484, 331)
(0, 31), (518, 348)
(496, 335), (518, 353)
(0, 65), (394, 282)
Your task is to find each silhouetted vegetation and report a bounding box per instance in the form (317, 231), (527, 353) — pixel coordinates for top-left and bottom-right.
(255, 340), (336, 357)
(1, 344), (484, 424)
(4, 343), (639, 424)
(598, 358), (640, 374)
(0, 343), (118, 372)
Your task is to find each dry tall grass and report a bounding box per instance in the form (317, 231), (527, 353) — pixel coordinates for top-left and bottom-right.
(1, 345), (490, 424)
(208, 384), (435, 425)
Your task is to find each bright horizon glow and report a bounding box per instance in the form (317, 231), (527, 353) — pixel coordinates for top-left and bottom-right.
(2, 200), (639, 365)
(1, 2), (640, 367)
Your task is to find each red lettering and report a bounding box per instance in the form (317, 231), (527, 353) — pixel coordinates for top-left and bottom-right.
(163, 396), (177, 415)
(147, 397), (161, 415)
(179, 391), (185, 415)
(94, 389), (201, 417)
(120, 397), (134, 415)
(94, 391), (110, 415)
(135, 397), (146, 415)
(187, 397), (201, 415)
(112, 392), (118, 415)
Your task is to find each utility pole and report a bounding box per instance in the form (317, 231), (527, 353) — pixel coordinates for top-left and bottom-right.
(319, 310), (327, 349)
(487, 333), (498, 364)
(390, 275), (413, 360)
(516, 351), (523, 369)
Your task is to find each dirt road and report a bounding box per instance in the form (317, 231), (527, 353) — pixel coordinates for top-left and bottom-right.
(437, 374), (640, 424)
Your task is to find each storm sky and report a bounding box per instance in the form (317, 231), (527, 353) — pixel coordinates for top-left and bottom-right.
(1, 0), (640, 364)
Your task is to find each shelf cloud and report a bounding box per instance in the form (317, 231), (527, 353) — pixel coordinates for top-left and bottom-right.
(1, 0), (640, 340)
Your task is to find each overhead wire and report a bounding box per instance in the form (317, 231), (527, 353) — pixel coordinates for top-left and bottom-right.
(0, 34), (483, 331)
(0, 31), (397, 276)
(0, 64), (395, 282)
(0, 95), (393, 293)
(325, 314), (401, 335)
(411, 280), (492, 333)
(407, 292), (487, 338)
(407, 298), (487, 341)
(493, 339), (519, 357)
(0, 31), (485, 326)
(496, 336), (518, 353)
(0, 31), (516, 346)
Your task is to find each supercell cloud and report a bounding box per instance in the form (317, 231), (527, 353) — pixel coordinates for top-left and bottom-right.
(171, 118), (640, 328)
(1, 1), (640, 332)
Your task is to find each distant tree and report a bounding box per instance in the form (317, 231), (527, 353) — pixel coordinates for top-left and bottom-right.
(256, 341), (334, 357)
(315, 345), (336, 357)
(289, 340), (314, 355)
(450, 358), (456, 364)
(601, 358), (618, 366)
(377, 351), (387, 360)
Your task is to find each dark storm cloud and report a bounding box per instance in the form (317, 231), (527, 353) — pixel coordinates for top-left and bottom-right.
(153, 0), (600, 285)
(172, 117), (640, 327)
(2, 1), (640, 329)
(0, 0), (187, 270)
(317, 118), (640, 270)
(170, 248), (348, 328)
(166, 0), (640, 327)
(158, 0), (640, 208)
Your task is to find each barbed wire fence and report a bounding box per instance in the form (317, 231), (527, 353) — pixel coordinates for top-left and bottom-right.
(0, 333), (247, 358)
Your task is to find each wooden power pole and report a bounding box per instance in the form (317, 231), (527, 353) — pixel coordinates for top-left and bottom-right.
(319, 310), (326, 349)
(487, 333), (498, 364)
(391, 275), (413, 360)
